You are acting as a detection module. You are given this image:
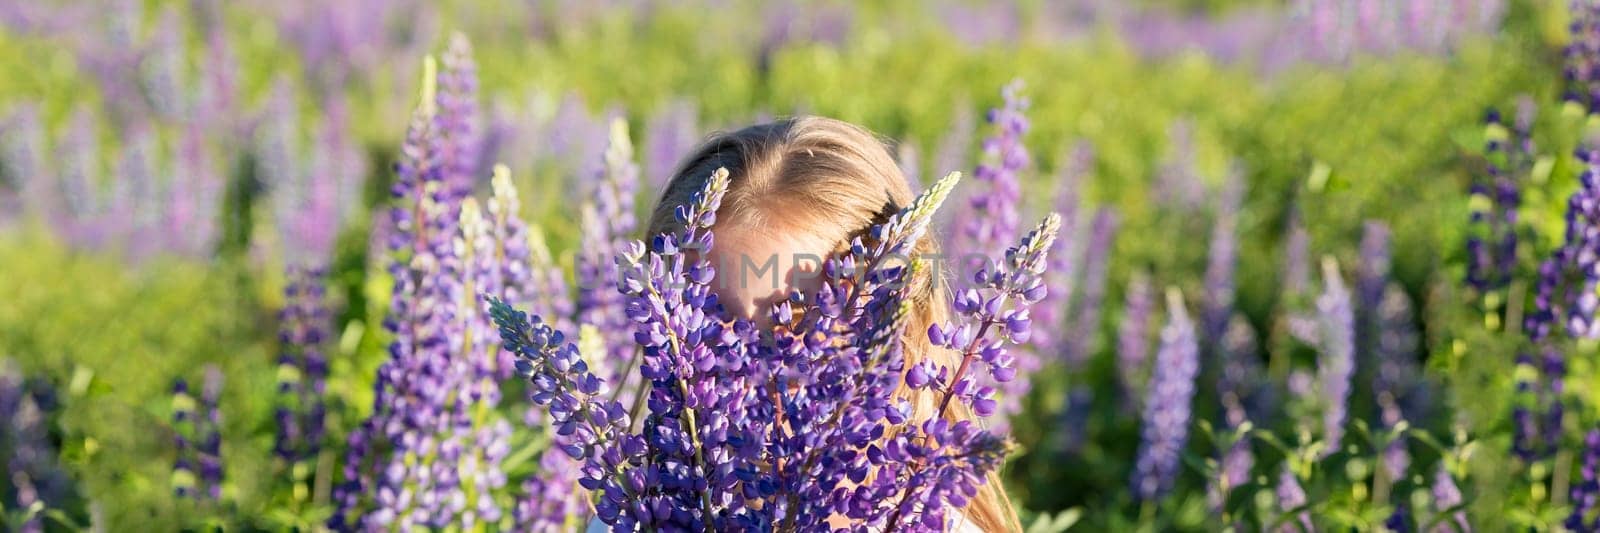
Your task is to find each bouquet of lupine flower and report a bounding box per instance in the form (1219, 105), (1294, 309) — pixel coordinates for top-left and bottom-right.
(489, 167), (1061, 530)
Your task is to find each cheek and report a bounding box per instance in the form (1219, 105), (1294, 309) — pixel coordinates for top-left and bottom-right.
(703, 250), (769, 320)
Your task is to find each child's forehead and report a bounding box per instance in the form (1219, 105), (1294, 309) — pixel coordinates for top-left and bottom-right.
(708, 225), (836, 263)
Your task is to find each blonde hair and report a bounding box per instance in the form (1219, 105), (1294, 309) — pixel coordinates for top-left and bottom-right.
(646, 115), (1022, 532)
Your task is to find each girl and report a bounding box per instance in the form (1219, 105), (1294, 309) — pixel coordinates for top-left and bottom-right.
(644, 116), (1024, 532)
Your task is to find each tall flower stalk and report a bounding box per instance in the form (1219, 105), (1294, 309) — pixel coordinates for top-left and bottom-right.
(334, 41), (523, 529)
(575, 118), (641, 387)
(1514, 142), (1600, 459)
(1316, 257), (1354, 456)
(1465, 105), (1532, 326)
(1202, 166), (1244, 349)
(946, 80), (1032, 427)
(265, 76), (361, 495)
(1067, 208), (1118, 365)
(1116, 271), (1155, 409)
(1568, 430), (1600, 531)
(1131, 288), (1199, 502)
(1033, 141), (1091, 360)
(2, 360), (64, 532)
(172, 367), (224, 502)
(1213, 314), (1263, 517)
(645, 99), (700, 189)
(274, 264), (330, 481)
(1375, 284), (1420, 481)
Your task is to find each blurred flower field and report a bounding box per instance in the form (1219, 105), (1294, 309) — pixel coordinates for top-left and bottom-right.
(0, 0), (1596, 530)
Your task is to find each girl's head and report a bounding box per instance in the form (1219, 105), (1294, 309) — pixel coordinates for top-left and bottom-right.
(647, 116), (1021, 532)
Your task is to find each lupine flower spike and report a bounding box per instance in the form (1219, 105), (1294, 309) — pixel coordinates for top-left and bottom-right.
(1316, 257), (1354, 456)
(1568, 430), (1600, 532)
(1131, 288), (1198, 502)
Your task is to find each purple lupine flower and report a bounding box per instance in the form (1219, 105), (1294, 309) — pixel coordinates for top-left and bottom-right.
(199, 366), (224, 501)
(1358, 221), (1417, 477)
(524, 225), (574, 335)
(435, 32), (482, 202)
(140, 6), (189, 122)
(516, 167), (736, 529)
(491, 298), (642, 524)
(1033, 141), (1092, 360)
(545, 92), (613, 184)
(511, 328), (600, 531)
(644, 99), (700, 191)
(168, 121), (223, 258)
(74, 0), (143, 124)
(1130, 288), (1199, 502)
(950, 79), (1028, 263)
(1465, 106), (1529, 298)
(263, 80), (353, 265)
(112, 123), (162, 260)
(1219, 315), (1264, 429)
(1211, 315), (1260, 515)
(195, 16), (241, 142)
(1154, 119), (1206, 211)
(1568, 430), (1600, 532)
(334, 57), (467, 529)
(1202, 165), (1245, 348)
(450, 198), (515, 529)
(1510, 350), (1541, 460)
(1431, 465), (1469, 533)
(1284, 210), (1318, 345)
(1214, 437), (1254, 517)
(574, 119), (641, 392)
(1512, 143), (1600, 458)
(318, 96), (369, 237)
(1275, 466), (1313, 533)
(1563, 147), (1600, 338)
(335, 49), (525, 528)
(477, 97), (521, 185)
(1358, 221), (1392, 333)
(1317, 257), (1355, 456)
(171, 369), (222, 503)
(1376, 284), (1420, 479)
(8, 468), (41, 533)
(274, 265), (331, 465)
(886, 208), (1059, 530)
(57, 106), (105, 252)
(512, 441), (586, 531)
(772, 171), (997, 529)
(485, 165), (536, 380)
(937, 0), (1023, 47)
(0, 105), (45, 224)
(1542, 344), (1567, 461)
(1116, 271), (1154, 407)
(258, 77), (305, 242)
(3, 360), (63, 532)
(1566, 0), (1600, 110)
(172, 379), (197, 499)
(1067, 208), (1119, 365)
